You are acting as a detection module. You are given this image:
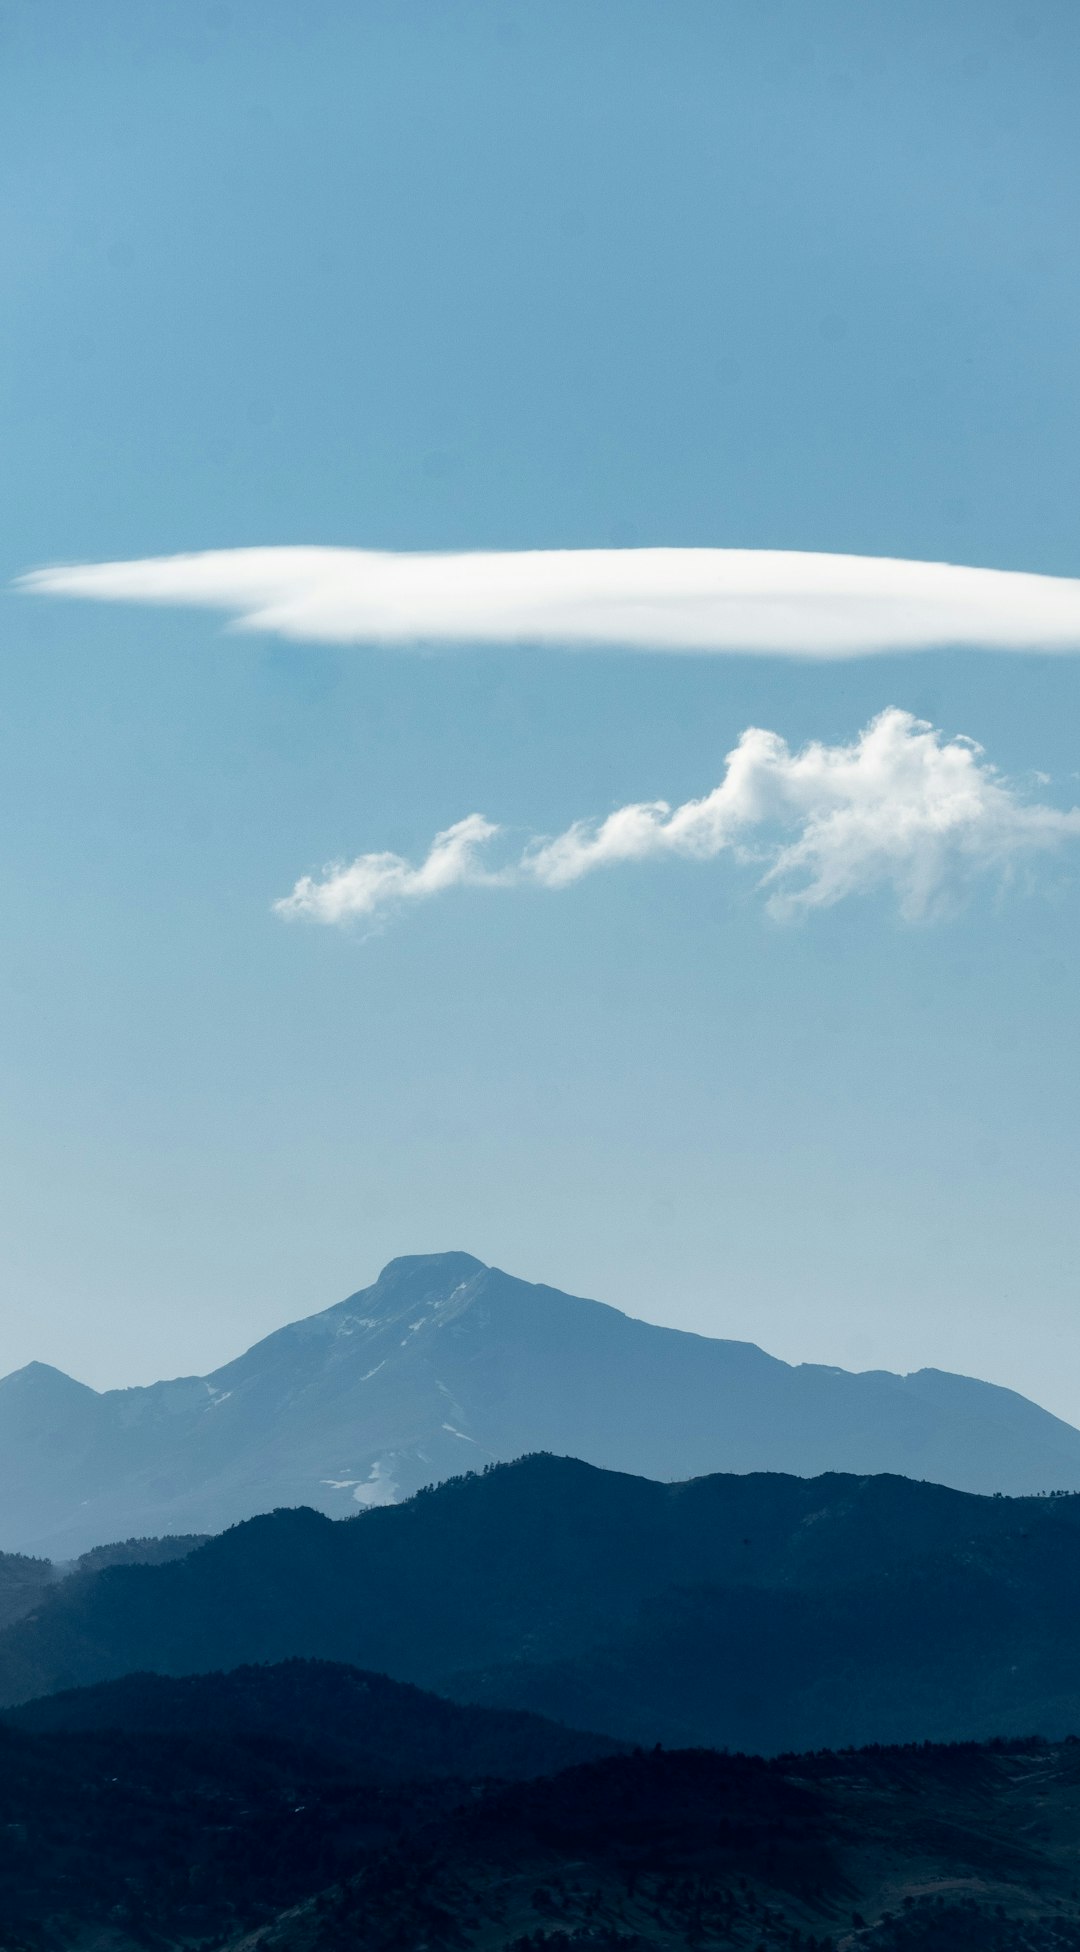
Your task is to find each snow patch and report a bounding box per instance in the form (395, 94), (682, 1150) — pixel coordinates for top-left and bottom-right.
(442, 1422), (479, 1444)
(352, 1460), (398, 1507)
(322, 1458), (399, 1505)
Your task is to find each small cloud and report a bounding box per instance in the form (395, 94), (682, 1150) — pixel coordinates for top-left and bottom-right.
(274, 814), (502, 926)
(18, 544), (1080, 656)
(275, 709), (1080, 930)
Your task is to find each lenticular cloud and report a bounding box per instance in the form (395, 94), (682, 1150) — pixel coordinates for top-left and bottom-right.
(274, 709), (1080, 929)
(19, 545), (1080, 655)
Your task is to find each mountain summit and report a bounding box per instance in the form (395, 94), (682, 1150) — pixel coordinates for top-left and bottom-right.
(4, 1250), (1080, 1555)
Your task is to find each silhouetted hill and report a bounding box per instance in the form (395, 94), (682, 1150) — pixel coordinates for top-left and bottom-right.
(0, 1658), (618, 1949)
(272, 1739), (1080, 1952)
(0, 1709), (456, 1950)
(5, 1253), (1080, 1554)
(7, 1715), (1080, 1950)
(7, 1456), (1080, 1751)
(8, 1657), (622, 1780)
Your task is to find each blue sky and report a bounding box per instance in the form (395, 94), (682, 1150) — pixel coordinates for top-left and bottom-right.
(3, 0), (1080, 1413)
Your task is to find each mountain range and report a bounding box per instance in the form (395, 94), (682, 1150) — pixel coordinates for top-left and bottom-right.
(4, 1251), (1080, 1556)
(7, 1454), (1080, 1754)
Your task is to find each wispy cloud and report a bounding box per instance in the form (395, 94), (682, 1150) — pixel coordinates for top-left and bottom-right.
(278, 815), (501, 925)
(18, 546), (1080, 656)
(275, 709), (1080, 929)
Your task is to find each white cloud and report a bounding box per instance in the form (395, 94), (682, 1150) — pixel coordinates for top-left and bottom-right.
(18, 545), (1080, 656)
(275, 814), (501, 924)
(275, 709), (1080, 929)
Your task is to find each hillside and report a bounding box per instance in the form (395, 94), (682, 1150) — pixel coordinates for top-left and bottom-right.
(0, 1551), (54, 1631)
(6, 1713), (1080, 1950)
(272, 1740), (1080, 1952)
(8, 1657), (621, 1780)
(0, 1533), (206, 1634)
(4, 1253), (1080, 1555)
(0, 1663), (612, 1952)
(7, 1456), (1080, 1752)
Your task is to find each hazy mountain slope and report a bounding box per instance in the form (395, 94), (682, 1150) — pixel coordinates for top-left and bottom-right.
(0, 1535), (207, 1632)
(63, 1532), (208, 1576)
(6, 1252), (1080, 1555)
(0, 1550), (54, 1630)
(6, 1456), (1080, 1752)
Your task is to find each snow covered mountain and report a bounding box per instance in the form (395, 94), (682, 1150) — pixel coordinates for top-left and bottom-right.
(4, 1250), (1080, 1556)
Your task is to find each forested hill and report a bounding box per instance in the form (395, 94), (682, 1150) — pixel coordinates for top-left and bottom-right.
(6, 1714), (1080, 1950)
(7, 1657), (621, 1780)
(0, 1656), (617, 1952)
(275, 1739), (1080, 1952)
(5, 1455), (1080, 1753)
(0, 1532), (206, 1632)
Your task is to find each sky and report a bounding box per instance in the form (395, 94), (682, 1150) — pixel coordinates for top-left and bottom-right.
(2, 0), (1080, 1417)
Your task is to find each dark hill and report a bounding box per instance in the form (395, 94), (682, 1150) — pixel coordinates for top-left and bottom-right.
(8, 1656), (621, 1781)
(275, 1738), (1080, 1952)
(6, 1456), (1080, 1751)
(8, 1715), (1080, 1951)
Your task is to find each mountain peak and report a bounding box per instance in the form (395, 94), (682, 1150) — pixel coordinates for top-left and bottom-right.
(0, 1360), (98, 1401)
(374, 1251), (488, 1287)
(343, 1251), (489, 1320)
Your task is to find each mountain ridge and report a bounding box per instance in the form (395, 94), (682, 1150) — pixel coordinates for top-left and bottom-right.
(7, 1454), (1080, 1753)
(5, 1251), (1080, 1555)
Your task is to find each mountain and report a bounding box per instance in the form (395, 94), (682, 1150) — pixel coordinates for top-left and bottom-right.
(5, 1252), (1080, 1556)
(7, 1455), (1080, 1753)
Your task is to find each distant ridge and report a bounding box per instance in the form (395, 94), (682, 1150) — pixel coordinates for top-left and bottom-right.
(7, 1457), (1080, 1752)
(4, 1251), (1080, 1554)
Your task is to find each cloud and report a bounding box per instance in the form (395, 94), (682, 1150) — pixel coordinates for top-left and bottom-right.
(275, 709), (1080, 929)
(276, 814), (501, 924)
(18, 545), (1080, 656)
